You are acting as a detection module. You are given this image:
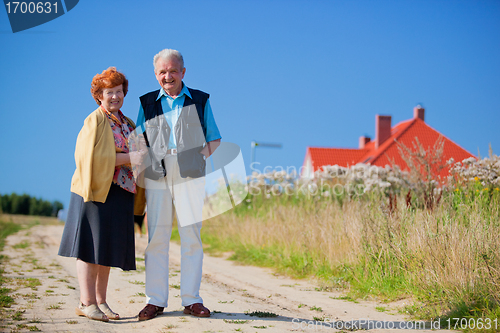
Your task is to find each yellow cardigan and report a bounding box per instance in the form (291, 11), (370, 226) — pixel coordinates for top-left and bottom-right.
(70, 107), (146, 214)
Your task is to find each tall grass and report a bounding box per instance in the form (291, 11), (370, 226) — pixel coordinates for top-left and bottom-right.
(204, 198), (361, 278)
(201, 190), (500, 325)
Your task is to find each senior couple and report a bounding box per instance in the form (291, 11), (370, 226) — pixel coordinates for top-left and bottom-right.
(58, 49), (220, 321)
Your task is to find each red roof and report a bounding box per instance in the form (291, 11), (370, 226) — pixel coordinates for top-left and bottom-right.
(307, 147), (369, 168)
(303, 113), (474, 178)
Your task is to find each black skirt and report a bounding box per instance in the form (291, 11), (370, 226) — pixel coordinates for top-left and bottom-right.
(58, 184), (136, 271)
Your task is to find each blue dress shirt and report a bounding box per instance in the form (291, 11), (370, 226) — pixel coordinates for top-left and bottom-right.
(136, 84), (221, 150)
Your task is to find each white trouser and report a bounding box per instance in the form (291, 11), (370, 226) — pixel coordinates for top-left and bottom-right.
(144, 154), (204, 308)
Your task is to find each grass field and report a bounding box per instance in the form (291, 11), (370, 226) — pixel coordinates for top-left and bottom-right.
(195, 152), (500, 331)
(198, 192), (500, 330)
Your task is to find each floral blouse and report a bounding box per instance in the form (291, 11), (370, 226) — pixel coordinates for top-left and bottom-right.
(101, 107), (136, 193)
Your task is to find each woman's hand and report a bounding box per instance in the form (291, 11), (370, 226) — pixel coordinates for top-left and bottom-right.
(116, 134), (148, 166)
(115, 150), (147, 166)
(129, 151), (146, 166)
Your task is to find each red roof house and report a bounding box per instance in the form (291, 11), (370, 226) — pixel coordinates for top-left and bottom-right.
(302, 106), (475, 178)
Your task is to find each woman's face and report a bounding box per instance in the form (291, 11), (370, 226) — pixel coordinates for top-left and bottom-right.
(99, 84), (124, 112)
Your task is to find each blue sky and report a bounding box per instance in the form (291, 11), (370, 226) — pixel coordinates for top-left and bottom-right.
(1, 0), (499, 209)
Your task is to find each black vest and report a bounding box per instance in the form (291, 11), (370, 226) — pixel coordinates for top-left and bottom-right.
(139, 87), (209, 179)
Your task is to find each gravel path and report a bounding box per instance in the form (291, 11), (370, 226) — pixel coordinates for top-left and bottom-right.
(0, 224), (454, 332)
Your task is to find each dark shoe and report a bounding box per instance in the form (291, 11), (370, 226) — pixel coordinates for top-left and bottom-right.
(138, 304), (164, 321)
(183, 303), (210, 317)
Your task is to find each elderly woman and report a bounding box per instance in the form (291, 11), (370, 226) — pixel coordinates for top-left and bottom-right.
(59, 67), (145, 322)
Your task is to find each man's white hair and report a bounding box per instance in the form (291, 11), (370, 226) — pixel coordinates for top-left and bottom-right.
(153, 49), (184, 71)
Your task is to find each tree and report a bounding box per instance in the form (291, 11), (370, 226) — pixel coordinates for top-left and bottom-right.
(1, 192), (64, 216)
(52, 201), (64, 217)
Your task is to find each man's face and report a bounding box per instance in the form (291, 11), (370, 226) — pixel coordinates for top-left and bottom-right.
(155, 57), (186, 98)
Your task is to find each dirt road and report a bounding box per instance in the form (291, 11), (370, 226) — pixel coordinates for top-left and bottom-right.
(1, 224), (453, 332)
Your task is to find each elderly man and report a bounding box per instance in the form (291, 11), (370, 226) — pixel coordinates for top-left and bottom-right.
(136, 49), (221, 321)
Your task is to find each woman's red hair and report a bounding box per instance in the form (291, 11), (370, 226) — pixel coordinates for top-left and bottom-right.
(91, 67), (128, 105)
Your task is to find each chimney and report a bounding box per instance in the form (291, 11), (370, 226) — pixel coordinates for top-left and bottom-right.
(375, 115), (392, 148)
(414, 104), (425, 121)
(359, 136), (371, 149)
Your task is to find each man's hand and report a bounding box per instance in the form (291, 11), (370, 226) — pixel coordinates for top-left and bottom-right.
(138, 134), (147, 152)
(199, 139), (221, 158)
(129, 134), (148, 165)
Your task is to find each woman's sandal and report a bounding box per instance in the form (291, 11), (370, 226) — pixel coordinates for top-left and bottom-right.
(99, 302), (120, 320)
(75, 302), (109, 322)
